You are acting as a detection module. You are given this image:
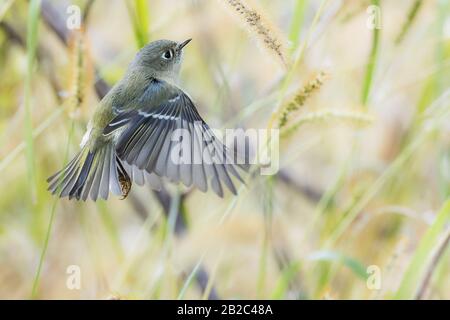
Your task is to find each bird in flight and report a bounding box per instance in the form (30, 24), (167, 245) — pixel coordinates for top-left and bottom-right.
(48, 39), (247, 201)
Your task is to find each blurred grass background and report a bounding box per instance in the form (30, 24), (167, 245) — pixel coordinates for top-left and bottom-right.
(0, 0), (449, 299)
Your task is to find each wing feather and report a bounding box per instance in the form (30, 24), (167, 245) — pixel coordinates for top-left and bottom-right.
(107, 79), (247, 197)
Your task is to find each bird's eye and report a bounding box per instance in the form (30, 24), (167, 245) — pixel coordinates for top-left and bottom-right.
(162, 49), (174, 60)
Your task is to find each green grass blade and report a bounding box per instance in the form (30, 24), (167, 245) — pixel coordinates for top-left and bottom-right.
(24, 0), (41, 202)
(267, 0), (329, 130)
(127, 0), (150, 48)
(395, 200), (450, 299)
(31, 120), (75, 298)
(361, 0), (381, 106)
(177, 257), (204, 300)
(307, 250), (367, 280)
(98, 202), (124, 261)
(257, 177), (274, 298)
(0, 107), (64, 173)
(289, 0), (308, 52)
(270, 261), (302, 299)
(201, 250), (223, 300)
(0, 0), (16, 22)
(325, 133), (426, 249)
(395, 0), (423, 45)
(324, 88), (449, 249)
(31, 200), (57, 298)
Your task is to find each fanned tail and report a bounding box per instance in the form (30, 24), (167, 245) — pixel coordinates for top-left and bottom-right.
(47, 143), (131, 201)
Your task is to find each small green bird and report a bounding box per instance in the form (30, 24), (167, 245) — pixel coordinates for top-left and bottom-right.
(48, 39), (246, 201)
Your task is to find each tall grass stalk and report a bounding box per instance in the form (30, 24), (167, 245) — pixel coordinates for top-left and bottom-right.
(31, 120), (75, 298)
(257, 177), (274, 298)
(324, 89), (450, 249)
(201, 250), (223, 300)
(278, 71), (329, 128)
(434, 0), (448, 95)
(154, 190), (181, 298)
(416, 228), (450, 299)
(31, 24), (89, 298)
(0, 107), (64, 173)
(24, 0), (41, 203)
(161, 190), (181, 253)
(361, 0), (380, 106)
(325, 134), (423, 249)
(0, 0), (15, 22)
(416, 1), (448, 114)
(222, 0), (288, 66)
(267, 0), (329, 131)
(280, 109), (373, 139)
(395, 200), (450, 299)
(307, 250), (367, 280)
(112, 210), (162, 293)
(395, 0), (423, 44)
(177, 255), (205, 300)
(301, 154), (351, 245)
(289, 0), (309, 52)
(127, 0), (150, 48)
(98, 202), (124, 261)
(270, 261), (301, 299)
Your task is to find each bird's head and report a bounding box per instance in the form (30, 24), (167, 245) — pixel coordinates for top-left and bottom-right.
(130, 39), (191, 82)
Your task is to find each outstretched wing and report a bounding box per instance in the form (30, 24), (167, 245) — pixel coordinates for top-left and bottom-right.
(104, 79), (247, 197)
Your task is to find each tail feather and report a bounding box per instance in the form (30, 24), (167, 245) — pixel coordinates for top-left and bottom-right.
(84, 147), (106, 201)
(71, 150), (95, 200)
(98, 148), (111, 200)
(47, 151), (82, 194)
(47, 144), (130, 201)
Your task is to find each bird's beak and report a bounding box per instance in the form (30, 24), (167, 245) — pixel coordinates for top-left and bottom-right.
(177, 38), (192, 51)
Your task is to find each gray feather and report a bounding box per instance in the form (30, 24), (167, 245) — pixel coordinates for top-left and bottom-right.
(90, 149), (105, 201)
(98, 146), (111, 200)
(179, 119), (193, 187)
(145, 171), (162, 191)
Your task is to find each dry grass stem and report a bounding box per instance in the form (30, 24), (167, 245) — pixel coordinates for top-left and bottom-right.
(222, 0), (288, 67)
(278, 71), (329, 128)
(281, 109), (373, 139)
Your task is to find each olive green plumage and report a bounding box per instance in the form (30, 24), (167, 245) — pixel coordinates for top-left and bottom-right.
(48, 39), (246, 201)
